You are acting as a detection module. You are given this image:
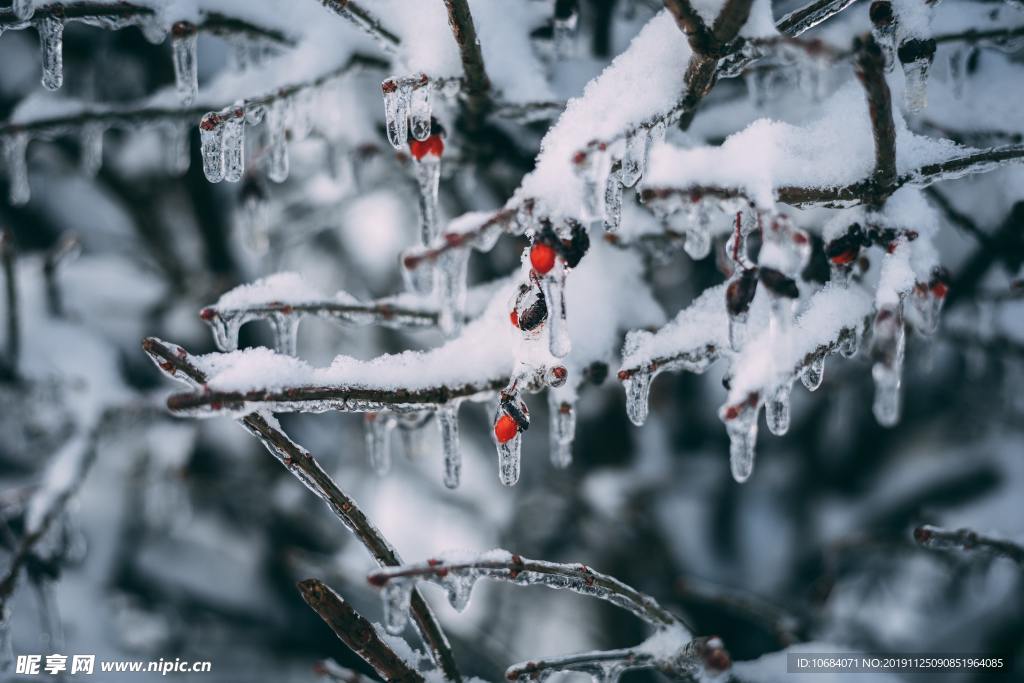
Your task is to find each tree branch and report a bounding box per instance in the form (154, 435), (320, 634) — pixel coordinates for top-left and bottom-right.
(141, 338), (462, 682)
(442, 0), (492, 121)
(664, 0), (717, 56)
(315, 0), (401, 49)
(853, 34), (897, 202)
(775, 0), (859, 36)
(298, 579), (426, 683)
(0, 230), (18, 380)
(914, 525), (1024, 566)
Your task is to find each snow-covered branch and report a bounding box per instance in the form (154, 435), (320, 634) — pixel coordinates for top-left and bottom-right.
(914, 525), (1024, 566)
(140, 337), (461, 681)
(853, 34), (897, 202)
(298, 579), (427, 683)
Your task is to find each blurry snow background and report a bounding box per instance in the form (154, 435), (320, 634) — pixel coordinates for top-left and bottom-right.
(0, 0), (1022, 681)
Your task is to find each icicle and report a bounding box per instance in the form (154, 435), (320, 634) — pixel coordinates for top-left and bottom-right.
(414, 156), (442, 245)
(573, 147), (603, 221)
(222, 109), (246, 183)
(381, 580), (413, 635)
(623, 369), (653, 426)
(444, 570), (478, 612)
(438, 402), (461, 489)
(409, 77), (432, 141)
(267, 313), (300, 356)
(542, 264), (571, 358)
(839, 327), (859, 358)
(801, 355), (825, 391)
(683, 202), (712, 260)
(402, 254), (434, 295)
(871, 306), (905, 427)
(902, 57), (930, 113)
(364, 413), (393, 475)
(398, 412), (431, 460)
(199, 114), (226, 183)
(239, 180), (270, 253)
(496, 421), (522, 487)
(266, 98), (290, 183)
(382, 78), (411, 149)
(912, 275), (947, 336)
(548, 392), (575, 469)
(13, 0), (34, 21)
(766, 383), (792, 436)
(3, 133), (30, 206)
(37, 15), (63, 91)
(722, 402), (759, 483)
(620, 128), (647, 188)
(435, 247), (469, 336)
(164, 122), (191, 176)
(171, 22), (199, 106)
(79, 123), (104, 177)
(603, 164), (624, 232)
(207, 314), (241, 352)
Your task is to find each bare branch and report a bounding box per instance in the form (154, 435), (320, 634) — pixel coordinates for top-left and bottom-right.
(402, 209), (518, 272)
(442, 0), (492, 120)
(853, 34), (897, 201)
(298, 579), (426, 683)
(776, 0), (859, 36)
(0, 230), (18, 380)
(674, 576), (802, 646)
(367, 553), (685, 629)
(314, 0), (401, 49)
(141, 338), (462, 682)
(43, 233), (80, 318)
(664, 0), (717, 55)
(914, 525), (1024, 566)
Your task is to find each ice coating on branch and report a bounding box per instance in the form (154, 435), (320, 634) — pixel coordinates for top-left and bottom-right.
(381, 579), (414, 635)
(222, 113), (245, 183)
(3, 133), (30, 206)
(171, 23), (198, 106)
(382, 79), (411, 149)
(265, 98), (290, 183)
(37, 15), (63, 91)
(603, 166), (624, 232)
(642, 83), (965, 209)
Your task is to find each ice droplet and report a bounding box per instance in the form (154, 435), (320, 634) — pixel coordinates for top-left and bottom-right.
(37, 16), (63, 91)
(164, 122), (191, 175)
(902, 58), (930, 113)
(414, 156), (442, 245)
(620, 128), (647, 188)
(381, 580), (413, 635)
(438, 403), (461, 489)
(445, 570), (477, 612)
(382, 78), (411, 149)
(723, 403), (759, 483)
(766, 383), (791, 436)
(548, 393), (575, 469)
(79, 123), (104, 177)
(12, 0), (34, 21)
(839, 327), (859, 358)
(222, 111), (245, 183)
(409, 78), (432, 141)
(542, 265), (571, 358)
(171, 23), (199, 106)
(871, 309), (905, 427)
(199, 114), (226, 183)
(801, 355), (825, 391)
(623, 369), (653, 426)
(603, 165), (624, 232)
(266, 98), (290, 183)
(267, 313), (300, 356)
(435, 247), (469, 336)
(364, 413), (394, 475)
(3, 133), (30, 206)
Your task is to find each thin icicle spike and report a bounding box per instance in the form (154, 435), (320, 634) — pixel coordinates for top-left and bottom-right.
(409, 77), (432, 141)
(623, 369), (653, 427)
(267, 313), (299, 356)
(872, 306), (906, 427)
(766, 383), (792, 436)
(364, 413), (393, 475)
(438, 402), (462, 489)
(382, 78), (411, 149)
(380, 580), (413, 635)
(543, 264), (571, 358)
(414, 157), (442, 245)
(548, 393), (576, 469)
(722, 401), (759, 483)
(3, 133), (30, 206)
(222, 110), (246, 183)
(80, 124), (104, 177)
(620, 128), (647, 188)
(199, 114), (226, 183)
(801, 355), (825, 391)
(435, 248), (469, 336)
(164, 122), (191, 176)
(497, 429), (522, 486)
(37, 15), (63, 91)
(902, 58), (930, 113)
(171, 22), (199, 106)
(266, 98), (290, 183)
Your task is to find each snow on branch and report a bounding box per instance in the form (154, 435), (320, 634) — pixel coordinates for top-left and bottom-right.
(140, 337), (461, 682)
(298, 579), (426, 683)
(315, 0), (401, 50)
(365, 552), (733, 682)
(914, 525), (1024, 566)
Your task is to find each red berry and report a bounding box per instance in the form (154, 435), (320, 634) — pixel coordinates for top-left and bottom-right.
(530, 243), (557, 274)
(494, 414), (518, 444)
(509, 310), (519, 327)
(409, 134), (444, 160)
(930, 281), (948, 299)
(829, 249), (858, 265)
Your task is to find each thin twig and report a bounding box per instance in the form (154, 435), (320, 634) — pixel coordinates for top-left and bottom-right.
(42, 233), (80, 318)
(914, 525), (1024, 566)
(298, 579), (426, 683)
(141, 338), (462, 682)
(315, 0), (401, 49)
(853, 34), (897, 202)
(1, 230), (18, 380)
(442, 0), (492, 122)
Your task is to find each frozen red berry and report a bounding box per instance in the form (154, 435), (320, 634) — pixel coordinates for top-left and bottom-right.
(530, 243), (557, 274)
(409, 134), (444, 160)
(494, 414), (518, 444)
(509, 310), (519, 327)
(930, 281), (949, 299)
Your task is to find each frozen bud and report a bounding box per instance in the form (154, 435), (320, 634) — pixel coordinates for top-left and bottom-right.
(825, 223), (866, 264)
(511, 283), (548, 333)
(545, 365), (568, 387)
(758, 267), (799, 299)
(897, 38), (937, 66)
(929, 266), (950, 299)
(869, 0), (894, 29)
(726, 268), (759, 317)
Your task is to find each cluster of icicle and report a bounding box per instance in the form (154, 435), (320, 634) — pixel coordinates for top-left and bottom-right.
(870, 0), (938, 113)
(618, 198), (949, 484)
